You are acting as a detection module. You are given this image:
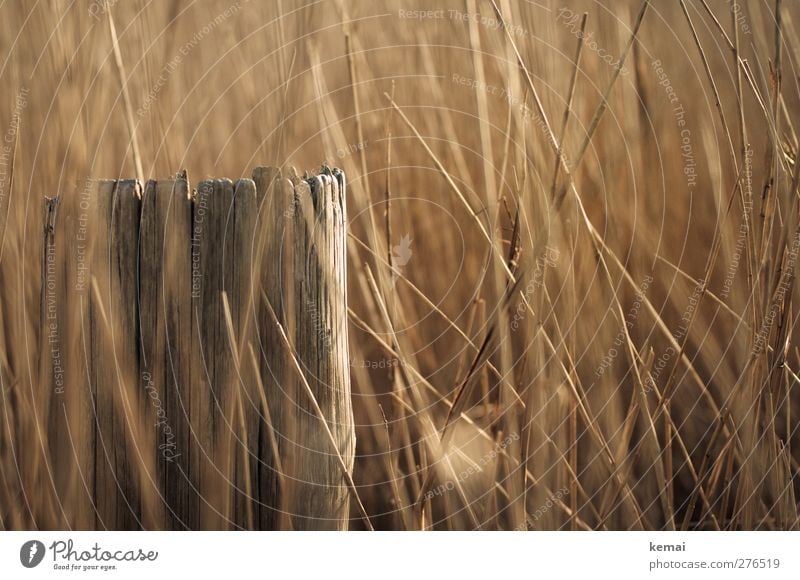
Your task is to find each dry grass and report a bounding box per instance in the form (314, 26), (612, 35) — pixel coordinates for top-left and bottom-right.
(1, 0), (800, 530)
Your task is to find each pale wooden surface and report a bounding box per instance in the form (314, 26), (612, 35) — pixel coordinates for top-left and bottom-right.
(292, 168), (354, 530)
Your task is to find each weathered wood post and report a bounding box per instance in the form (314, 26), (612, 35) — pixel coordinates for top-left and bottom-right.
(35, 166), (357, 530)
(63, 179), (99, 530)
(291, 167), (355, 530)
(90, 179), (142, 529)
(195, 177), (233, 527)
(140, 176), (193, 529)
(253, 166), (293, 530)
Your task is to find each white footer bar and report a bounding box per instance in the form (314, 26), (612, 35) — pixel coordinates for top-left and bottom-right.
(1, 531), (797, 578)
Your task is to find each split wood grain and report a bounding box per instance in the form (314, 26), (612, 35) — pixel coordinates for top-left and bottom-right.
(90, 179), (142, 530)
(292, 168), (354, 530)
(252, 166), (293, 530)
(140, 177), (193, 529)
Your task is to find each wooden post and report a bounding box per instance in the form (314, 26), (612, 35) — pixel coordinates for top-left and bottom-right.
(192, 178), (226, 528)
(140, 176), (193, 529)
(253, 166), (293, 530)
(189, 176), (260, 529)
(41, 195), (65, 529)
(291, 168), (355, 530)
(62, 179), (99, 530)
(228, 177), (259, 529)
(30, 166), (354, 530)
(90, 179), (142, 529)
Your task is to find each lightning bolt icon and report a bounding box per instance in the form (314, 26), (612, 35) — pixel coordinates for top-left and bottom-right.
(28, 543), (38, 564)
